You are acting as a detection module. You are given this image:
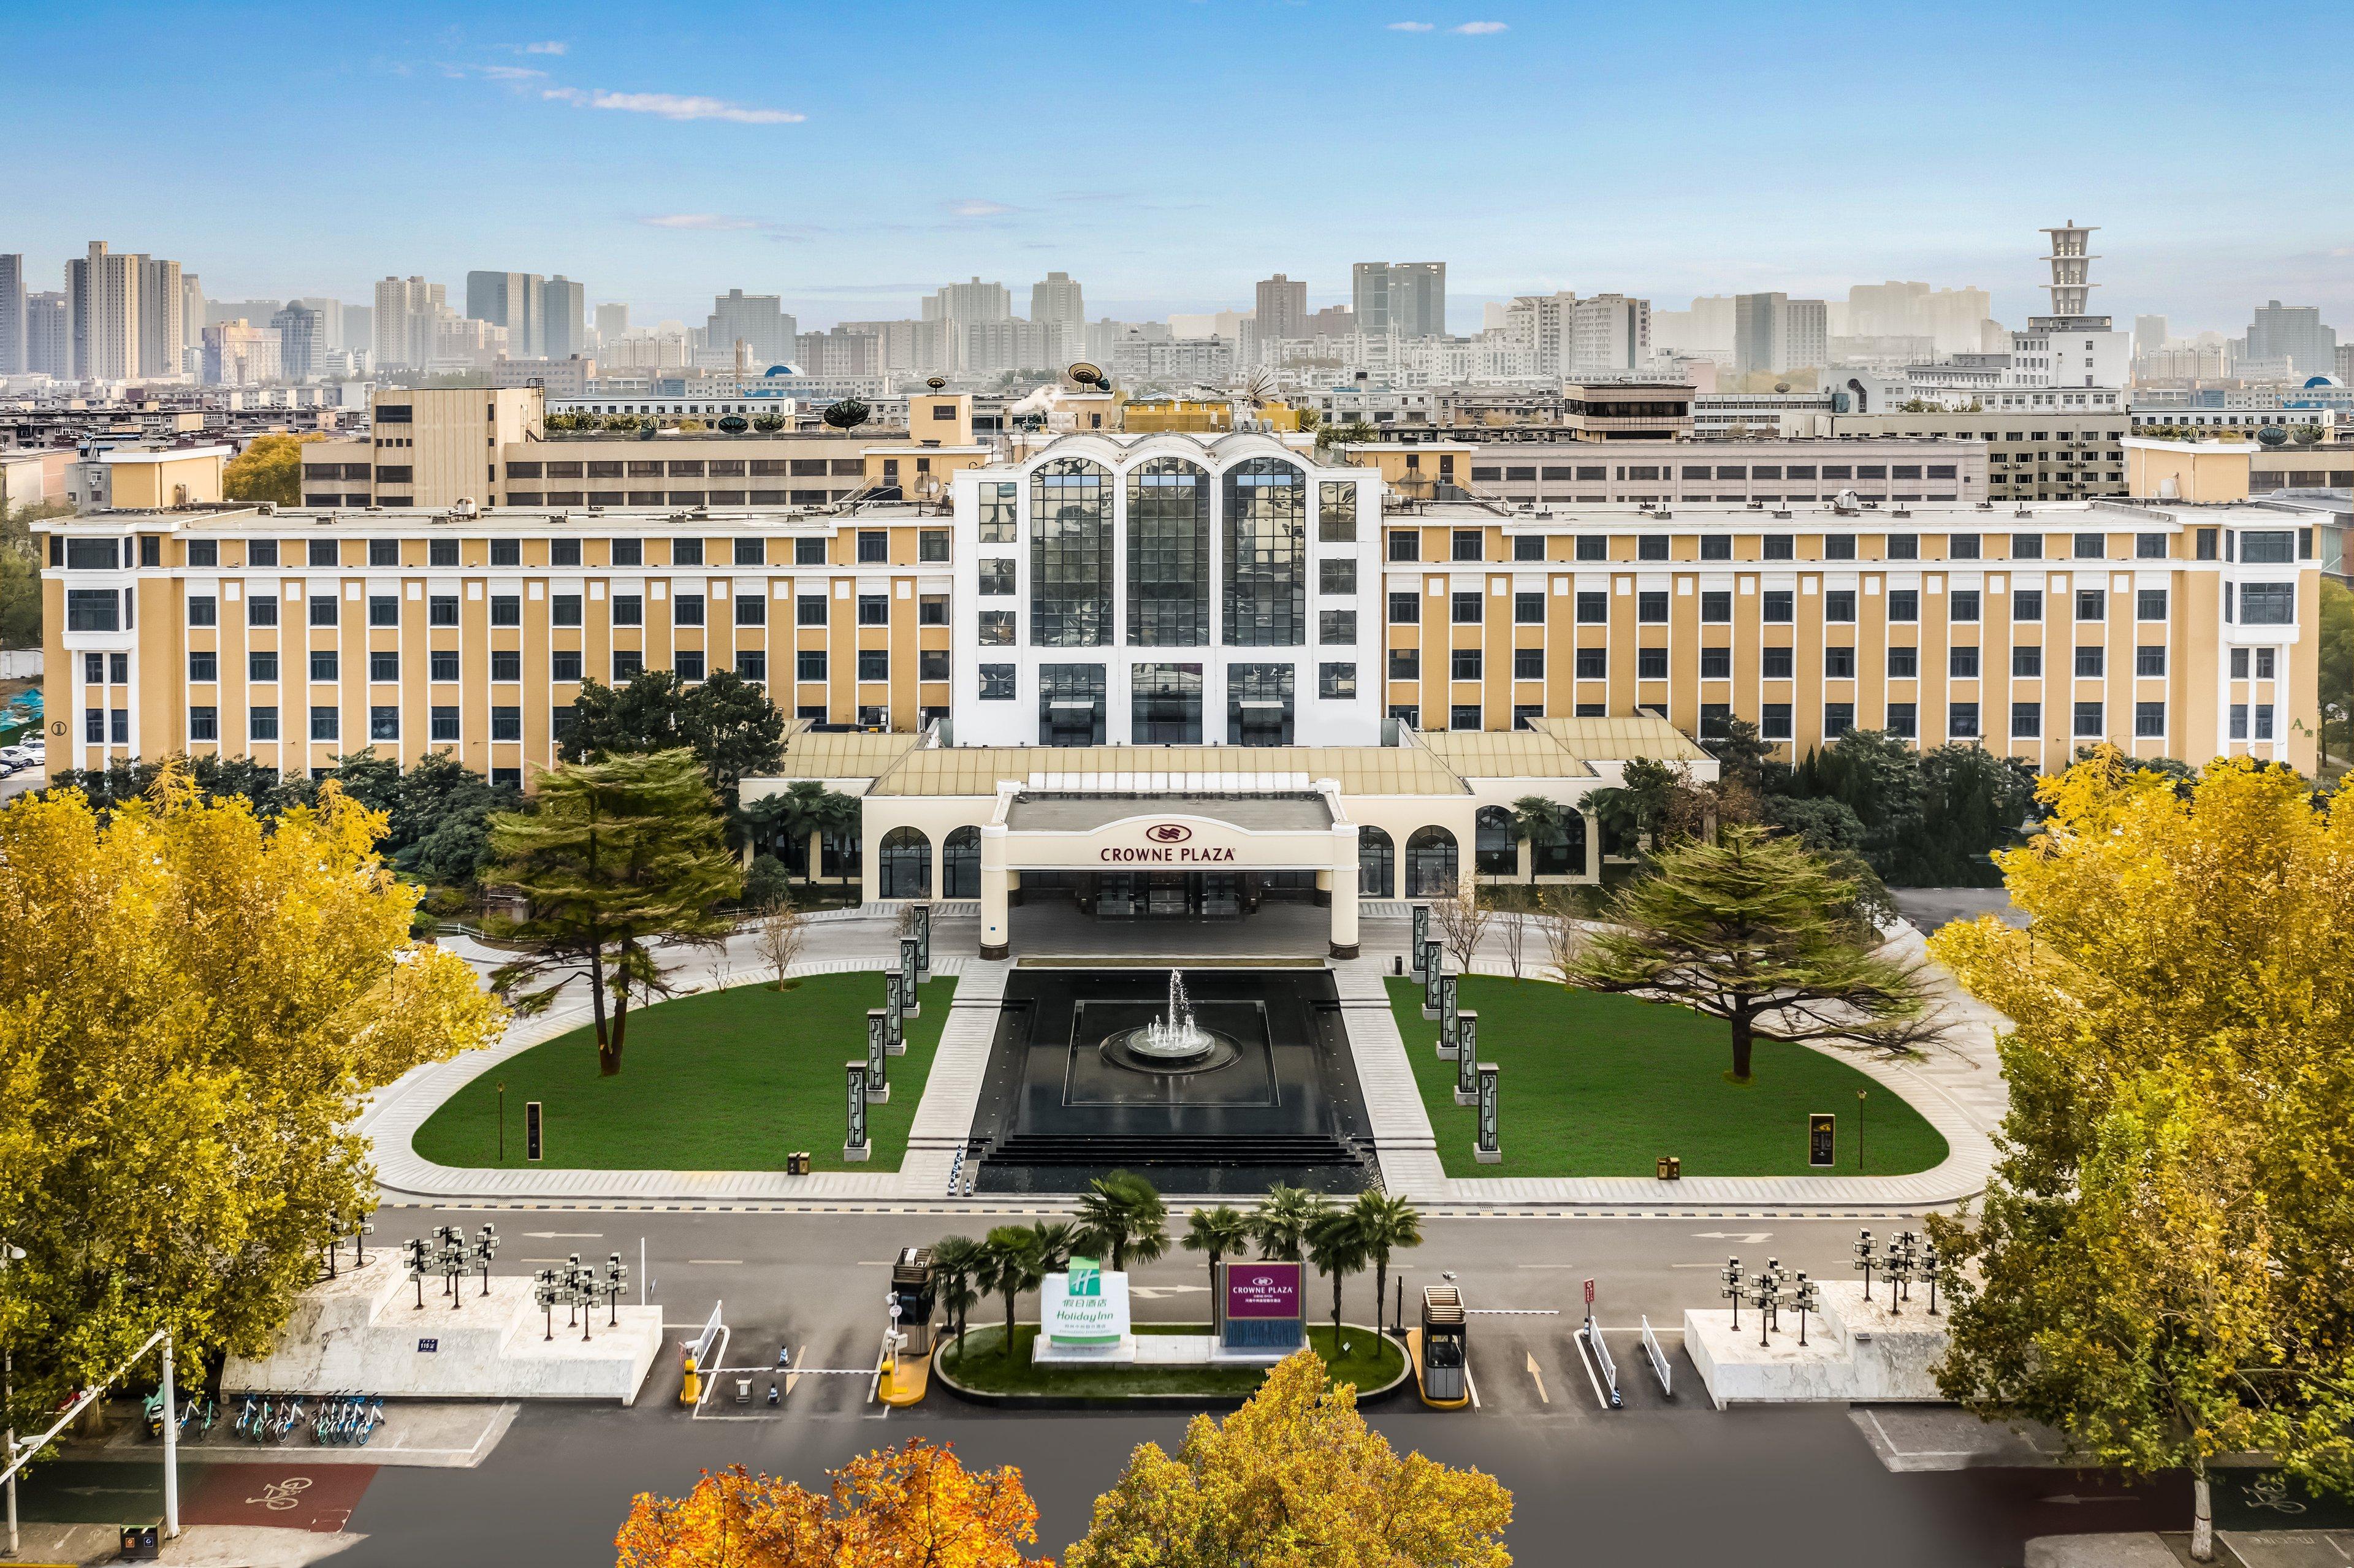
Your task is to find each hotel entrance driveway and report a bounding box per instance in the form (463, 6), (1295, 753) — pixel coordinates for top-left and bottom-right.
(1006, 895), (1334, 958)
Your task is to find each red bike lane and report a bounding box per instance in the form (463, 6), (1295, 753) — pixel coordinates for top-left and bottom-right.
(181, 1463), (378, 1533)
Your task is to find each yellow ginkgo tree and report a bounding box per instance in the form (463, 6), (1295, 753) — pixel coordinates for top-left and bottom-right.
(0, 769), (503, 1415)
(1927, 750), (2354, 1561)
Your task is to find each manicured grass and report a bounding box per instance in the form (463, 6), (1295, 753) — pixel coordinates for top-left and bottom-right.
(413, 973), (955, 1173)
(937, 1323), (1404, 1399)
(1387, 976), (1947, 1179)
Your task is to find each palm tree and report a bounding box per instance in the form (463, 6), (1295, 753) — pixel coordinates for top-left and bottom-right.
(1308, 1208), (1370, 1354)
(980, 1225), (1043, 1361)
(929, 1235), (983, 1359)
(1072, 1170), (1169, 1273)
(1510, 795), (1571, 885)
(1181, 1205), (1255, 1303)
(1028, 1219), (1079, 1276)
(1252, 1184), (1331, 1263)
(1349, 1191), (1424, 1336)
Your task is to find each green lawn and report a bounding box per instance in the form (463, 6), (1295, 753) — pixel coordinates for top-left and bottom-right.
(1386, 976), (1946, 1179)
(937, 1323), (1404, 1399)
(413, 973), (955, 1173)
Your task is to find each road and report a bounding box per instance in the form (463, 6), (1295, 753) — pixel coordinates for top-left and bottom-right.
(297, 1204), (2179, 1566)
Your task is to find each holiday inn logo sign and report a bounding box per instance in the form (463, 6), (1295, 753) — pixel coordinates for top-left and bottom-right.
(1043, 1255), (1129, 1345)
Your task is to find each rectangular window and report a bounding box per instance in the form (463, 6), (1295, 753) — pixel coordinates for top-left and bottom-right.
(979, 663), (1016, 700)
(1512, 590), (1544, 625)
(920, 594), (948, 626)
(1388, 530), (1420, 562)
(1951, 589), (1981, 622)
(1319, 661), (1357, 699)
(549, 538), (582, 568)
(978, 609), (1016, 645)
(248, 540), (280, 568)
(1319, 609), (1358, 645)
(1824, 701), (1855, 736)
(487, 593), (519, 626)
(307, 705), (338, 742)
(2239, 584), (2295, 625)
(2074, 700), (2105, 737)
(2135, 701), (2166, 737)
(1387, 590), (1422, 625)
(188, 650), (218, 682)
(1824, 590), (1856, 622)
(2074, 646), (2105, 678)
(249, 650), (278, 683)
(247, 593), (278, 628)
(2135, 533), (2165, 560)
(1452, 590), (1483, 625)
(1825, 646), (1855, 679)
(1319, 482), (1358, 542)
(1887, 702), (1917, 738)
(1576, 591), (1608, 624)
(857, 649), (888, 682)
(1321, 557), (1358, 595)
(489, 538), (521, 567)
(1762, 646), (1794, 679)
(2074, 533), (2105, 560)
(490, 649), (522, 682)
(1513, 535), (1545, 562)
(2075, 588), (2105, 622)
(1951, 647), (1981, 678)
(428, 594), (459, 626)
(1887, 588), (1919, 622)
(978, 483), (1019, 543)
(1699, 590), (1731, 623)
(484, 706), (519, 741)
(1949, 702), (1979, 738)
(429, 706), (459, 741)
(2011, 534), (2043, 560)
(2137, 588), (2168, 621)
(551, 650), (582, 682)
(189, 706), (218, 741)
(978, 558), (1018, 596)
(1824, 534), (1857, 561)
(672, 536), (705, 566)
(796, 649), (828, 682)
(1449, 704), (1482, 731)
(1762, 590), (1793, 623)
(1949, 533), (1981, 560)
(368, 593), (398, 627)
(1450, 648), (1482, 680)
(1575, 536), (1607, 561)
(188, 593), (217, 626)
(1763, 535), (1794, 561)
(857, 593), (888, 626)
(2230, 703), (2249, 740)
(1761, 703), (1792, 740)
(735, 594), (766, 626)
(1638, 647), (1668, 680)
(250, 706), (280, 740)
(1637, 590), (1668, 623)
(1452, 530), (1484, 561)
(2013, 645), (2042, 678)
(857, 530), (887, 564)
(2241, 531), (2295, 565)
(735, 538), (766, 567)
(919, 649), (950, 681)
(189, 539), (220, 568)
(2013, 589), (2043, 621)
(2011, 702), (2041, 739)
(675, 650), (705, 682)
(737, 650), (767, 682)
(1513, 647), (1544, 680)
(1701, 535), (1732, 561)
(2256, 703), (2276, 740)
(791, 594), (824, 627)
(1887, 534), (1919, 561)
(612, 593), (643, 626)
(1575, 647), (1607, 680)
(612, 650), (643, 682)
(1638, 535), (1670, 562)
(795, 537), (826, 566)
(1389, 648), (1420, 680)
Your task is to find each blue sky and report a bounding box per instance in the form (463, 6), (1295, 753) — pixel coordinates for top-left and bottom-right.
(7, 0), (2352, 335)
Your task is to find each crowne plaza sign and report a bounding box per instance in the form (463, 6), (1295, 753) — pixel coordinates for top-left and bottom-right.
(1098, 823), (1240, 865)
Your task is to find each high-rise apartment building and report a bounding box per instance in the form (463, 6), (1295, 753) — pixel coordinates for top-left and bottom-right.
(924, 278), (1011, 324)
(137, 256), (185, 379)
(593, 302), (628, 348)
(0, 254), (23, 375)
(541, 276), (586, 359)
(25, 292), (69, 376)
(182, 276), (208, 356)
(373, 277), (445, 370)
(1353, 261), (1446, 338)
(201, 320), (281, 385)
(1255, 274), (1308, 343)
(2245, 300), (2336, 379)
(1569, 294), (1651, 375)
(1029, 272), (1084, 365)
(2135, 314), (2169, 355)
(467, 270), (544, 358)
(66, 242), (140, 380)
(1732, 292), (1829, 376)
(270, 300), (327, 380)
(706, 289), (796, 365)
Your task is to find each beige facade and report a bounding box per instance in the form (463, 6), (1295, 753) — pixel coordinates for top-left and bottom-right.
(1829, 408), (2127, 503)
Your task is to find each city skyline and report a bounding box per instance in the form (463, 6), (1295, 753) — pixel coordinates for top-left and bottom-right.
(5, 0), (2351, 333)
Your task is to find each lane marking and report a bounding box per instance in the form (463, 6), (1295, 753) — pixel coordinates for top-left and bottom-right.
(521, 1231), (604, 1239)
(1464, 1357), (1482, 1410)
(688, 1259), (744, 1266)
(1525, 1353), (1549, 1405)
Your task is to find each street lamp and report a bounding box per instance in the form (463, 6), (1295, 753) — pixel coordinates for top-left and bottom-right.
(1720, 1257), (1744, 1331)
(1851, 1229), (1875, 1296)
(1921, 1239), (1942, 1315)
(1790, 1272), (1821, 1347)
(473, 1225), (500, 1297)
(603, 1254), (629, 1326)
(1745, 1269), (1778, 1348)
(404, 1237), (429, 1309)
(533, 1269), (560, 1341)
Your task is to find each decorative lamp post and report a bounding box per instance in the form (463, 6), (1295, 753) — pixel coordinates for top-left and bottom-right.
(1852, 1229), (1875, 1295)
(604, 1254), (629, 1326)
(473, 1225), (499, 1296)
(1746, 1269), (1777, 1347)
(899, 937), (922, 1021)
(884, 970), (905, 1054)
(353, 1216), (372, 1268)
(844, 1062), (870, 1163)
(1411, 904), (1431, 984)
(533, 1269), (560, 1341)
(1922, 1239), (1942, 1315)
(1439, 973), (1460, 1056)
(1764, 1257), (1791, 1333)
(1474, 1063), (1501, 1164)
(1422, 946), (1444, 1020)
(405, 1237), (428, 1309)
(866, 1009), (889, 1103)
(1791, 1272), (1821, 1347)
(1721, 1258), (1743, 1331)
(912, 904), (932, 984)
(1455, 1014), (1480, 1106)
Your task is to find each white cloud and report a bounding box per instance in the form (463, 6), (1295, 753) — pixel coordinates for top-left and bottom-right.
(1452, 20), (1507, 32)
(542, 88), (804, 124)
(639, 213), (762, 230)
(477, 64), (545, 82)
(948, 199), (1016, 218)
(1386, 20), (1434, 29)
(522, 40), (568, 55)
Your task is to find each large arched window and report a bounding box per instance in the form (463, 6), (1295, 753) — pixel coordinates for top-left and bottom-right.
(1127, 458), (1210, 646)
(878, 826), (931, 899)
(942, 826), (981, 899)
(1405, 826), (1459, 899)
(1534, 810), (1586, 877)
(1222, 457), (1306, 646)
(1031, 458), (1113, 647)
(1475, 806), (1517, 876)
(1358, 826), (1395, 899)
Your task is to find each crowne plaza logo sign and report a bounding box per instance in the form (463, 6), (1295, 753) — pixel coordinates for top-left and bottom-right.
(1100, 821), (1236, 864)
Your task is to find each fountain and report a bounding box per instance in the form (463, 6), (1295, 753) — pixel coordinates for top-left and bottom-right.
(1100, 970), (1241, 1076)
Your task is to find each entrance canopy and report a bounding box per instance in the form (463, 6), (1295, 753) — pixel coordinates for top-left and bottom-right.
(999, 790), (1341, 875)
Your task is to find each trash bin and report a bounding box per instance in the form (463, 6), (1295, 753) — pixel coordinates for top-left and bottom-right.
(1656, 1155), (1682, 1181)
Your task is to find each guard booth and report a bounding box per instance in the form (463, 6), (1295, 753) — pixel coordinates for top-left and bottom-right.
(890, 1246), (938, 1356)
(1415, 1285), (1469, 1408)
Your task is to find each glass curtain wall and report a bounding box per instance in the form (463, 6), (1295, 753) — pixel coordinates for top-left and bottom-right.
(1127, 459), (1211, 646)
(1223, 458), (1306, 646)
(1227, 661), (1295, 745)
(1131, 662), (1204, 744)
(1032, 459), (1113, 647)
(1039, 662), (1107, 746)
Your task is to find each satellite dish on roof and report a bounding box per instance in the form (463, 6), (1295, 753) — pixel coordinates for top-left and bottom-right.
(1774, 381), (1791, 394)
(1067, 361), (1103, 388)
(2258, 425), (2290, 446)
(926, 375), (947, 390)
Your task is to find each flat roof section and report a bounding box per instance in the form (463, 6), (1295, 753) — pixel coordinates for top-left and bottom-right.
(1412, 728), (1598, 779)
(1530, 713), (1715, 764)
(765, 722), (927, 781)
(1005, 793), (1333, 834)
(869, 743), (1470, 799)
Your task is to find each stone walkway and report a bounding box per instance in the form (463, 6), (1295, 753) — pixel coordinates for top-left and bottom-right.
(367, 904), (2011, 1214)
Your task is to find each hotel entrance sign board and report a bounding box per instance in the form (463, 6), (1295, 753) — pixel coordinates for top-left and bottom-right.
(1043, 1256), (1130, 1346)
(1222, 1261), (1305, 1350)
